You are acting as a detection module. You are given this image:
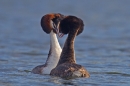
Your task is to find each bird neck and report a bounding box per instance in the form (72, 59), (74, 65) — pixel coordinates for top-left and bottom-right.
(50, 31), (61, 50)
(57, 29), (78, 65)
(45, 31), (62, 67)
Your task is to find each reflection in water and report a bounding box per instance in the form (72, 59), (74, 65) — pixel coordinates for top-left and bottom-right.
(49, 77), (79, 86)
(0, 0), (130, 86)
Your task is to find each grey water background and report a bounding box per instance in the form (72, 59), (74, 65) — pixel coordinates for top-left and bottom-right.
(0, 0), (130, 86)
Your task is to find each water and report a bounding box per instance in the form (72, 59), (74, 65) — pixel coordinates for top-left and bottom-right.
(0, 0), (130, 86)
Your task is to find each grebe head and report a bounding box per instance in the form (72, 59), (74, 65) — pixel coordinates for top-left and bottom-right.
(55, 16), (84, 37)
(41, 13), (64, 34)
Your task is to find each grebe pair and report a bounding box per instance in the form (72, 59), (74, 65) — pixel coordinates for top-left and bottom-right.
(32, 13), (90, 79)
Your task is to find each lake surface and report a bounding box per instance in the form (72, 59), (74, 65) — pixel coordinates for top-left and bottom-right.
(0, 0), (130, 86)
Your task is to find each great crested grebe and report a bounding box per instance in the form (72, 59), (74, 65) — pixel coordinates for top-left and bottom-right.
(32, 13), (64, 74)
(50, 16), (90, 79)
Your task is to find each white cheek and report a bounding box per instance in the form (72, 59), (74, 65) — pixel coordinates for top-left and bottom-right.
(57, 22), (60, 29)
(50, 20), (54, 28)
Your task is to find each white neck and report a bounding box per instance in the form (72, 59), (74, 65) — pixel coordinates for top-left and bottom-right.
(50, 31), (61, 50)
(45, 31), (62, 68)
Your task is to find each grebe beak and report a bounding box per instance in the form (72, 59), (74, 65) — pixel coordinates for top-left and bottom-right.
(52, 20), (59, 34)
(58, 32), (64, 38)
(52, 15), (65, 38)
(53, 22), (64, 38)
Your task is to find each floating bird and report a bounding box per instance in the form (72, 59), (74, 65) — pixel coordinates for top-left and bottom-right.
(32, 13), (64, 74)
(50, 16), (90, 79)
